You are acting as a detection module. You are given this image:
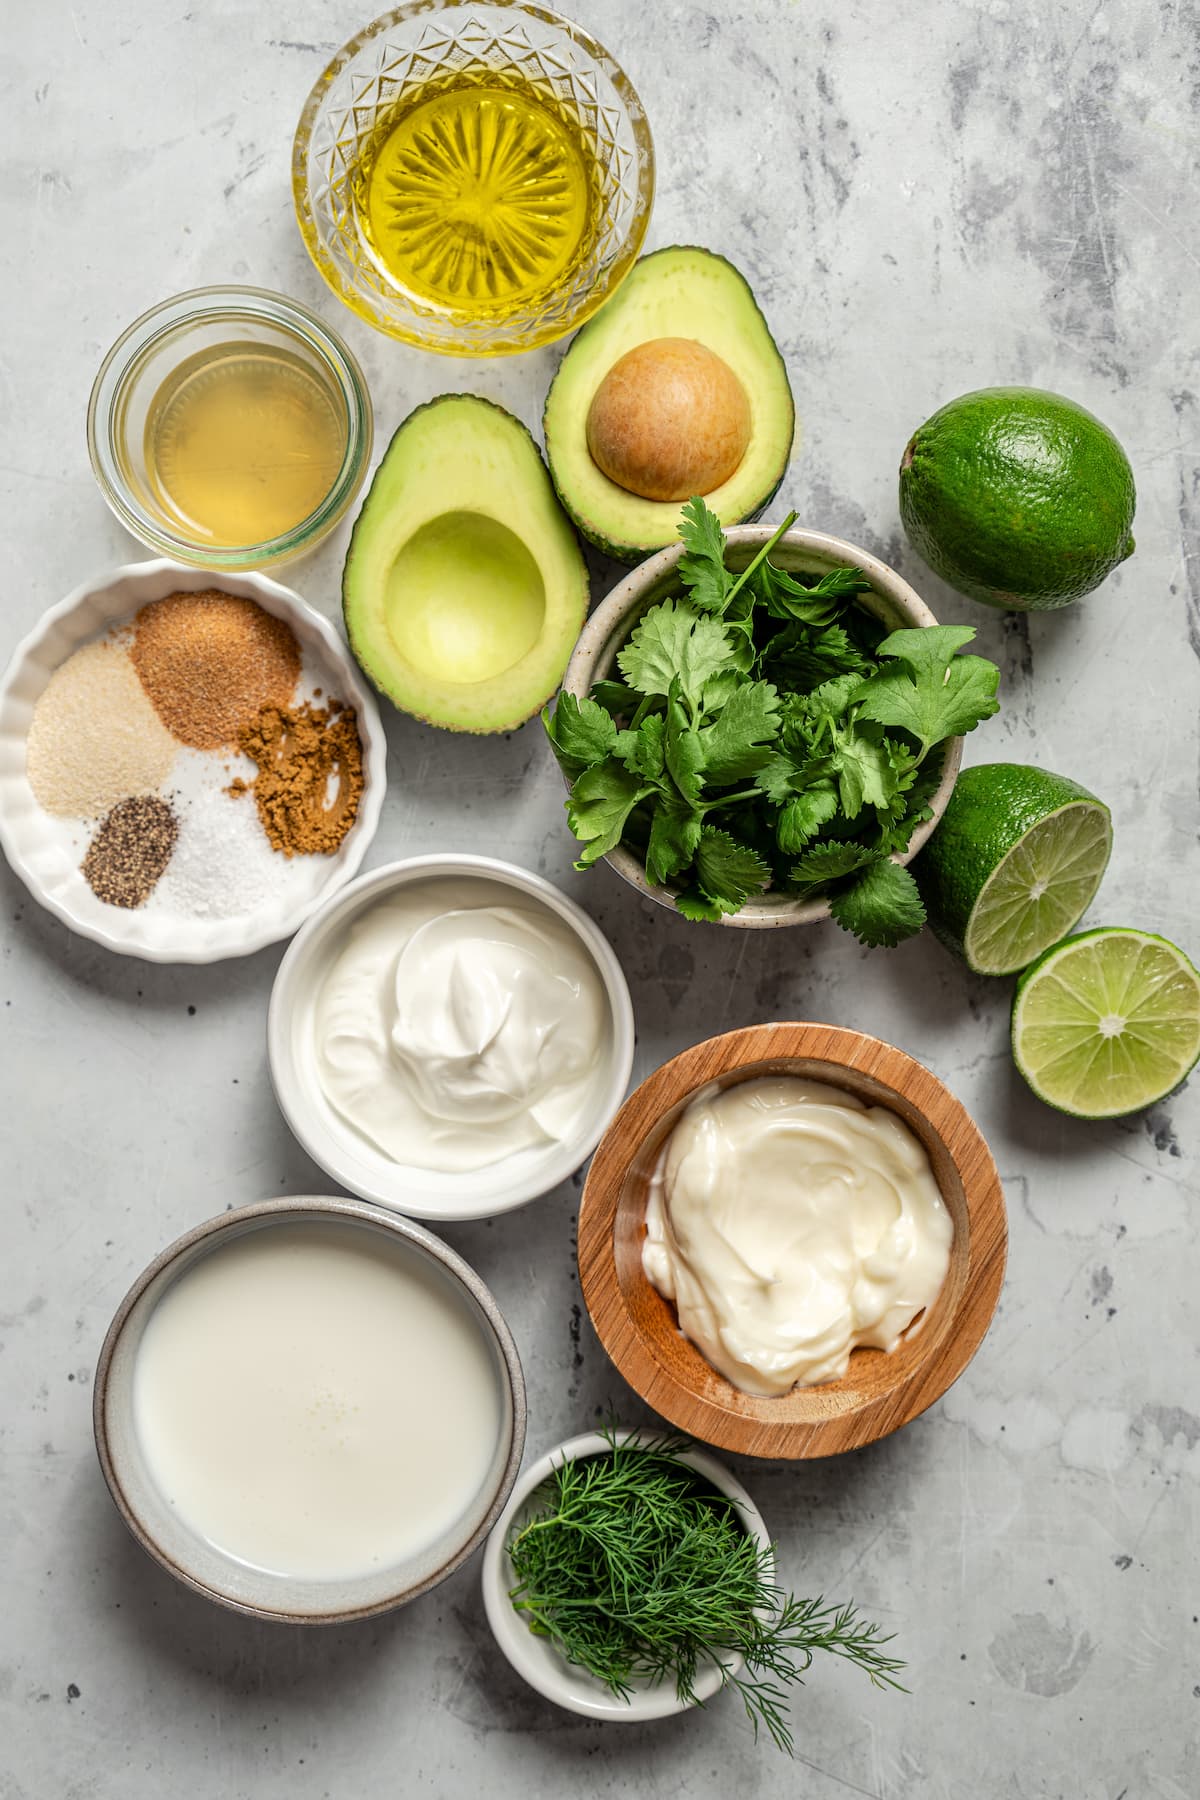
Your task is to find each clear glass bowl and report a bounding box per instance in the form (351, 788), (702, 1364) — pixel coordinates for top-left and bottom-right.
(292, 2), (655, 356)
(87, 286), (373, 569)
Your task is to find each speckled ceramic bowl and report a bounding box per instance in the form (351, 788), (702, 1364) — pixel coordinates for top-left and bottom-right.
(94, 1195), (526, 1623)
(560, 525), (963, 928)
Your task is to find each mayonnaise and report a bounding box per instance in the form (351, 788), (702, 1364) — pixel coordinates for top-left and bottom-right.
(314, 879), (608, 1172)
(642, 1077), (953, 1393)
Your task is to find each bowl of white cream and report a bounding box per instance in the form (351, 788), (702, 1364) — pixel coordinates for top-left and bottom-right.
(268, 855), (636, 1221)
(94, 1195), (525, 1621)
(577, 1022), (1008, 1460)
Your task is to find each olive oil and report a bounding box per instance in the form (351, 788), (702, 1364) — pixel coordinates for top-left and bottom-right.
(352, 79), (602, 314)
(141, 342), (348, 548)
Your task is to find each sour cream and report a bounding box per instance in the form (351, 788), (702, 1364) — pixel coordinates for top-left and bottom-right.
(643, 1077), (953, 1393)
(314, 880), (608, 1173)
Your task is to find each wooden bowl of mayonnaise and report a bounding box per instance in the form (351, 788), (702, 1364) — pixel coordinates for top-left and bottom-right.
(577, 1022), (1007, 1459)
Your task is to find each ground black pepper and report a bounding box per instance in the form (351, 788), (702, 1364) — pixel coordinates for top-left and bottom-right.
(81, 795), (179, 908)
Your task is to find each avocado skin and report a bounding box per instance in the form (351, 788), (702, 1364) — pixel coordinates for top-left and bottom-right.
(543, 246), (795, 564)
(342, 393), (588, 734)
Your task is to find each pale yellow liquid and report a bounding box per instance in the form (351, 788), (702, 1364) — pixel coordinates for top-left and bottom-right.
(353, 80), (600, 314)
(142, 342), (347, 547)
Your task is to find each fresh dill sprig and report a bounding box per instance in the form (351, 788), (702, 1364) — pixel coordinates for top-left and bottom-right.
(505, 1430), (905, 1754)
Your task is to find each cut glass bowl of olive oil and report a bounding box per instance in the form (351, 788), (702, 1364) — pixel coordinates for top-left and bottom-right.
(293, 2), (655, 356)
(88, 288), (373, 569)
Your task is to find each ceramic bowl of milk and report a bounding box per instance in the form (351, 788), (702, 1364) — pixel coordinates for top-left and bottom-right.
(94, 1195), (525, 1621)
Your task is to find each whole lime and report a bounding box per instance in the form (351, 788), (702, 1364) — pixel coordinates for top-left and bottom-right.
(899, 387), (1135, 610)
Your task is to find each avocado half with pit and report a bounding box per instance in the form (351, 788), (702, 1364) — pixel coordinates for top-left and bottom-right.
(543, 246), (796, 563)
(342, 395), (588, 733)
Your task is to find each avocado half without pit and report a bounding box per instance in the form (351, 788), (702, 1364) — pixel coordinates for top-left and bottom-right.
(544, 246), (796, 563)
(342, 395), (588, 734)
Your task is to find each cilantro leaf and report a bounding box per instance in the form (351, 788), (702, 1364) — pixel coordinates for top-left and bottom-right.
(565, 763), (651, 868)
(829, 858), (927, 948)
(617, 600), (736, 704)
(751, 561), (870, 627)
(674, 887), (727, 923)
(543, 692), (617, 772)
(793, 673), (865, 737)
(677, 496), (732, 615)
(755, 748), (837, 804)
(754, 751), (802, 805)
(830, 719), (898, 819)
(699, 681), (781, 784)
(590, 678), (639, 718)
(763, 622), (874, 692)
(853, 625), (1001, 753)
(694, 827), (772, 913)
(701, 667), (744, 712)
(777, 784), (840, 853)
(613, 713), (666, 780)
(646, 795), (703, 886)
(664, 683), (706, 804)
(788, 840), (879, 896)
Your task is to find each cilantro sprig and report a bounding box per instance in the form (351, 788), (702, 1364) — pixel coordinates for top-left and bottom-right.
(545, 498), (1001, 946)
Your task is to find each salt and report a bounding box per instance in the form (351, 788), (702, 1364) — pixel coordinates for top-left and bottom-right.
(153, 786), (304, 919)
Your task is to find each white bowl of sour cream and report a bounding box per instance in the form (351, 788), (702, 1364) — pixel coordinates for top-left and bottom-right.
(94, 1195), (525, 1621)
(268, 855), (636, 1222)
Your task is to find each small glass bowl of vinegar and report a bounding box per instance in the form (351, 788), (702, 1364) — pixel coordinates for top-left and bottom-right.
(292, 2), (655, 356)
(88, 287), (373, 569)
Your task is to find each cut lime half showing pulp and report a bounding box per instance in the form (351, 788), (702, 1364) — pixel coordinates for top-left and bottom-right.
(913, 764), (1112, 975)
(1012, 928), (1200, 1118)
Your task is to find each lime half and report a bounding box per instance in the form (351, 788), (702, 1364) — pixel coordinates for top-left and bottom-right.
(913, 764), (1112, 975)
(1012, 928), (1200, 1118)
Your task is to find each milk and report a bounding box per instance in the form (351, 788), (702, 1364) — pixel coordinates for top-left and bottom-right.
(133, 1221), (503, 1581)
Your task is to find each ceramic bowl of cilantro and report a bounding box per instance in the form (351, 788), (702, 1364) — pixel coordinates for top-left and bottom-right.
(544, 500), (1002, 944)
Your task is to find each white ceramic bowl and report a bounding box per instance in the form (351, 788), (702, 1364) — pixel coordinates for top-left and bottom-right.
(481, 1429), (771, 1722)
(0, 560), (386, 961)
(561, 525), (964, 928)
(268, 855), (636, 1222)
(94, 1195), (526, 1623)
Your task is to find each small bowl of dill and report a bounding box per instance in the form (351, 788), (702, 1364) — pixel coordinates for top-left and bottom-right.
(480, 1427), (905, 1750)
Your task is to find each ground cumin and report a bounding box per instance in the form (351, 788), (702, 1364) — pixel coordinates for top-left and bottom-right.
(232, 700), (364, 857)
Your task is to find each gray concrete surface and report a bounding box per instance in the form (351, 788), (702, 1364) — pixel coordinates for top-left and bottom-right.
(1, 2), (1197, 1794)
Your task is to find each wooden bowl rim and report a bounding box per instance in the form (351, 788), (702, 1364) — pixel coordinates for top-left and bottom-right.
(578, 1022), (1008, 1460)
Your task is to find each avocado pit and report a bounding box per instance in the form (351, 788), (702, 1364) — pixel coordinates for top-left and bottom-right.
(585, 337), (751, 503)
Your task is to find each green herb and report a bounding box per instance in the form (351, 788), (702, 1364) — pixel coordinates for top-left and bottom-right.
(545, 497), (1001, 944)
(506, 1432), (905, 1754)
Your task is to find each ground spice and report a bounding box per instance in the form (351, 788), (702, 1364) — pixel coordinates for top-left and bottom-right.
(130, 590), (301, 749)
(231, 700), (364, 857)
(26, 641), (176, 817)
(81, 795), (179, 908)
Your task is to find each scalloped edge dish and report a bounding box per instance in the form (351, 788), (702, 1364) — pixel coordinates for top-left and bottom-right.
(0, 561), (386, 962)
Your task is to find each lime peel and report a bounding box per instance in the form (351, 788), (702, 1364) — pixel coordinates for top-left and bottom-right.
(913, 763), (1112, 976)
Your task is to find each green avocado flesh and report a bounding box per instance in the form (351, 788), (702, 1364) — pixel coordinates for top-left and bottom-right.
(342, 395), (588, 733)
(543, 246), (796, 562)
